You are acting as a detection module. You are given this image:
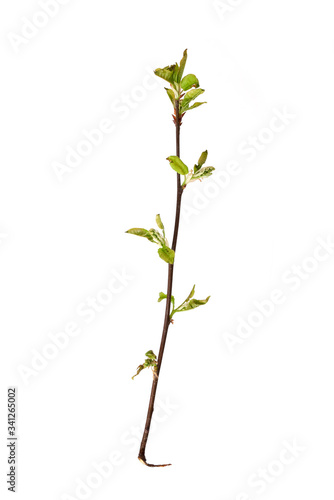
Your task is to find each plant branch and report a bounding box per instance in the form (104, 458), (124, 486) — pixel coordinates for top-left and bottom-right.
(138, 99), (183, 467)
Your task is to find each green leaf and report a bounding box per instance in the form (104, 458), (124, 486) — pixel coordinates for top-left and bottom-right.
(158, 292), (167, 302)
(178, 49), (188, 82)
(158, 291), (175, 310)
(166, 156), (189, 175)
(154, 66), (176, 84)
(126, 228), (155, 243)
(145, 350), (157, 360)
(180, 74), (199, 91)
(171, 284), (195, 316)
(183, 165), (215, 187)
(156, 214), (164, 231)
(158, 245), (175, 264)
(184, 284), (196, 302)
(172, 63), (179, 83)
(181, 88), (205, 112)
(187, 101), (206, 111)
(194, 150), (208, 173)
(197, 150), (208, 168)
(182, 296), (211, 311)
(149, 228), (165, 246)
(192, 166), (215, 180)
(171, 285), (210, 317)
(165, 88), (175, 105)
(174, 295), (210, 314)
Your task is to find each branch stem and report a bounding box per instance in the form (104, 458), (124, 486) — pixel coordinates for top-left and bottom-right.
(138, 99), (183, 467)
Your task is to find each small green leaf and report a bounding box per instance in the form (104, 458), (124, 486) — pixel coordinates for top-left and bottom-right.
(145, 350), (157, 360)
(183, 166), (215, 186)
(158, 292), (167, 302)
(158, 291), (175, 310)
(156, 214), (164, 232)
(198, 150), (208, 168)
(172, 63), (179, 83)
(181, 88), (205, 112)
(194, 150), (208, 173)
(143, 359), (155, 367)
(154, 66), (175, 84)
(192, 166), (215, 180)
(180, 74), (199, 91)
(126, 228), (155, 243)
(170, 285), (195, 316)
(149, 228), (165, 246)
(185, 284), (196, 302)
(166, 156), (189, 175)
(178, 49), (188, 82)
(183, 296), (211, 310)
(186, 101), (206, 111)
(175, 296), (210, 314)
(165, 88), (175, 105)
(132, 350), (158, 380)
(171, 285), (210, 317)
(158, 246), (175, 264)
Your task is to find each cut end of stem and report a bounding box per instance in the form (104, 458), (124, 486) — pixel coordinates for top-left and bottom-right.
(138, 455), (172, 467)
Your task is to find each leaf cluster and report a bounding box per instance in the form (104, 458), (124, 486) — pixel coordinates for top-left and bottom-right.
(158, 285), (210, 320)
(154, 49), (206, 118)
(132, 350), (158, 380)
(126, 215), (175, 264)
(166, 150), (215, 187)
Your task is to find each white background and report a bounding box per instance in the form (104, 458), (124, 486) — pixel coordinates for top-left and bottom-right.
(1, 0), (334, 499)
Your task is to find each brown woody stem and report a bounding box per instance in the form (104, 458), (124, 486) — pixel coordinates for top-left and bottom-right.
(138, 99), (183, 467)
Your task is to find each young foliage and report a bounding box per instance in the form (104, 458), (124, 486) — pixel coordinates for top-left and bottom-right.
(156, 214), (165, 237)
(126, 214), (174, 264)
(166, 156), (189, 175)
(180, 74), (200, 91)
(159, 284), (211, 319)
(154, 66), (176, 84)
(178, 49), (187, 82)
(195, 150), (208, 171)
(165, 88), (175, 105)
(166, 150), (215, 187)
(158, 291), (175, 310)
(132, 350), (158, 380)
(180, 88), (205, 113)
(158, 246), (175, 264)
(154, 49), (206, 122)
(182, 150), (215, 186)
(186, 101), (206, 111)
